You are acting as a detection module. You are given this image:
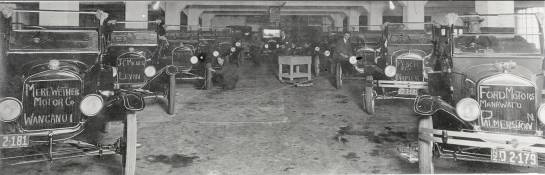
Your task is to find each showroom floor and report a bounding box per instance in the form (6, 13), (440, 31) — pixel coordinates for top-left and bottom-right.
(1, 61), (544, 175)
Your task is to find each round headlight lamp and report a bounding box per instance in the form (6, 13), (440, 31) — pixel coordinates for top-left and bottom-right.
(324, 50), (331, 56)
(349, 56), (357, 64)
(314, 47), (320, 51)
(264, 44), (269, 49)
(212, 51), (220, 57)
(190, 56), (199, 64)
(235, 42), (241, 47)
(538, 104), (545, 125)
(384, 65), (397, 77)
(456, 98), (481, 122)
(80, 94), (103, 116)
(231, 47), (236, 52)
(0, 98), (22, 122)
(276, 44), (280, 48)
(144, 66), (156, 77)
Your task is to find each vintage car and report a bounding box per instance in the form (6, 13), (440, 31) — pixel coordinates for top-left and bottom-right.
(0, 9), (144, 175)
(103, 20), (177, 114)
(349, 23), (435, 114)
(165, 26), (239, 89)
(413, 13), (545, 173)
(226, 25), (252, 62)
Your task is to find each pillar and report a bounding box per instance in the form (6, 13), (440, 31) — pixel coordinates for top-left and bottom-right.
(330, 14), (344, 32)
(39, 1), (79, 26)
(201, 13), (215, 28)
(165, 1), (188, 30)
(186, 8), (203, 31)
(475, 1), (514, 28)
(401, 1), (427, 30)
(125, 1), (148, 29)
(368, 2), (386, 30)
(347, 9), (361, 32)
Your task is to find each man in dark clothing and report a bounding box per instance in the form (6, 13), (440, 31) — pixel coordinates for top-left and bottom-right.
(210, 57), (239, 90)
(333, 32), (355, 74)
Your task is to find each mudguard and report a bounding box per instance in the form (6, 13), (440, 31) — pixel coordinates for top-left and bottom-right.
(414, 95), (474, 130)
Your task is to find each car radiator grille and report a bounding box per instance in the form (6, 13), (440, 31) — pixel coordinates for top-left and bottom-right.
(395, 58), (423, 81)
(21, 79), (82, 130)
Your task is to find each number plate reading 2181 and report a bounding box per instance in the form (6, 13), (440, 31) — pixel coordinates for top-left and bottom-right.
(491, 148), (538, 167)
(1, 134), (30, 148)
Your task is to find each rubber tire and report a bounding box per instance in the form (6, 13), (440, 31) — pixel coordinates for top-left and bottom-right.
(364, 75), (375, 115)
(335, 63), (342, 89)
(418, 116), (434, 174)
(204, 63), (213, 90)
(123, 113), (137, 175)
(167, 74), (176, 115)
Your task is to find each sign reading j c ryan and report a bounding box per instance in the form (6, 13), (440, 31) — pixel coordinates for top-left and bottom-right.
(22, 80), (81, 130)
(479, 85), (537, 135)
(117, 53), (146, 84)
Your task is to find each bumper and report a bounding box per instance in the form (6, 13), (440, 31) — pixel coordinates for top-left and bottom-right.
(420, 128), (545, 166)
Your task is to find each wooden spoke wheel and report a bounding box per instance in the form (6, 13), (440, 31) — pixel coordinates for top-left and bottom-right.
(363, 75), (375, 115)
(204, 63), (213, 90)
(335, 63), (342, 89)
(167, 74), (176, 115)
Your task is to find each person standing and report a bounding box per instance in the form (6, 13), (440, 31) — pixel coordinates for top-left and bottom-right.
(333, 32), (354, 74)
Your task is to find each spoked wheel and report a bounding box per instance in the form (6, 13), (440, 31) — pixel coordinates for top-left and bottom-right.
(122, 112), (137, 175)
(204, 63), (213, 90)
(363, 75), (375, 115)
(418, 115), (434, 174)
(313, 55), (320, 77)
(335, 63), (342, 89)
(167, 74), (176, 115)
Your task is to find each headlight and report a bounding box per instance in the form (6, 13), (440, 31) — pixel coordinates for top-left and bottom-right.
(384, 65), (397, 77)
(315, 47), (320, 51)
(264, 44), (269, 49)
(349, 56), (357, 64)
(538, 104), (545, 125)
(456, 98), (480, 122)
(213, 51), (219, 57)
(80, 94), (103, 116)
(112, 67), (117, 77)
(231, 47), (236, 52)
(144, 66), (156, 77)
(324, 50), (331, 56)
(276, 44), (280, 48)
(0, 98), (22, 122)
(235, 42), (241, 47)
(190, 56), (198, 64)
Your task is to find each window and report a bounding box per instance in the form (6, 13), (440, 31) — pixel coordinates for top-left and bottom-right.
(516, 7), (544, 50)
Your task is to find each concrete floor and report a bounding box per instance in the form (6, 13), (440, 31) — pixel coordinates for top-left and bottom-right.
(2, 62), (545, 175)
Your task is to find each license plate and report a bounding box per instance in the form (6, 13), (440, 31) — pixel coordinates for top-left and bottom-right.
(491, 148), (538, 167)
(0, 134), (30, 149)
(398, 88), (418, 95)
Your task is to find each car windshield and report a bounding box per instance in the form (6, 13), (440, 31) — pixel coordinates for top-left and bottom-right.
(386, 23), (434, 44)
(452, 13), (542, 55)
(9, 30), (99, 52)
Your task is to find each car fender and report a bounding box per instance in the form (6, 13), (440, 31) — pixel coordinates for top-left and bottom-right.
(414, 95), (474, 130)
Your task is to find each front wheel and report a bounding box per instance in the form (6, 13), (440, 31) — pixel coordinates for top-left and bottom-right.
(204, 63), (213, 90)
(335, 63), (342, 89)
(313, 55), (320, 77)
(122, 112), (137, 175)
(418, 116), (434, 174)
(363, 75), (375, 115)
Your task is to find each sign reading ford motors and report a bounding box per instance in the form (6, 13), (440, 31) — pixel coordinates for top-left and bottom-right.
(479, 85), (537, 135)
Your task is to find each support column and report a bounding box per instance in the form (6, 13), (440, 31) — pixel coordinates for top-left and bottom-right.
(347, 9), (361, 32)
(368, 2), (386, 30)
(330, 14), (344, 32)
(39, 1), (78, 26)
(125, 1), (149, 29)
(186, 8), (203, 31)
(475, 1), (514, 28)
(201, 13), (215, 28)
(401, 1), (427, 30)
(165, 1), (188, 30)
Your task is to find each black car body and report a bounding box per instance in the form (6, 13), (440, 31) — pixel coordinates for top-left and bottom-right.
(0, 9), (144, 175)
(104, 20), (176, 114)
(414, 13), (545, 173)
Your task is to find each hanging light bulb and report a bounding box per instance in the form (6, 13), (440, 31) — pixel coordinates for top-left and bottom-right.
(389, 1), (395, 10)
